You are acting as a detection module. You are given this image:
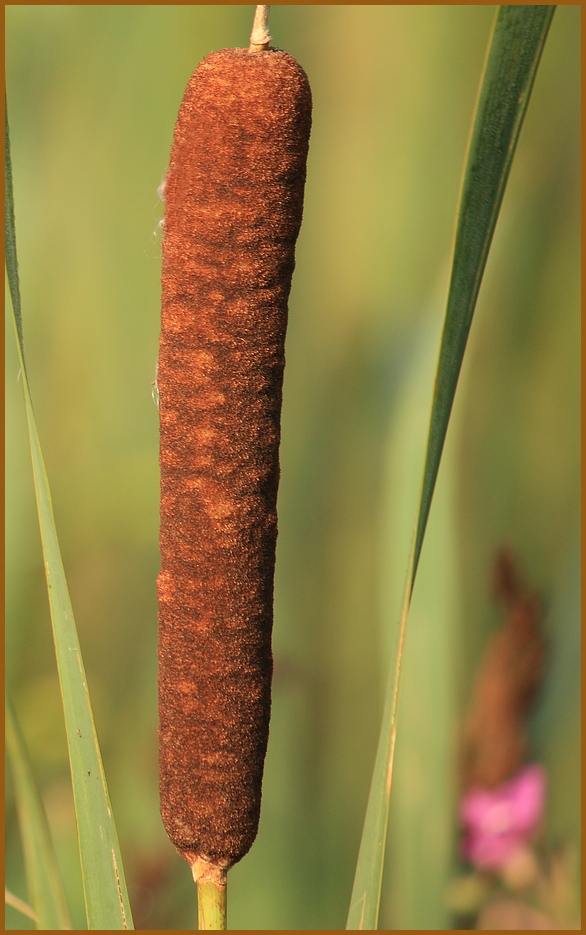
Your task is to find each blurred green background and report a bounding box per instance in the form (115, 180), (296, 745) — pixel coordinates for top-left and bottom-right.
(5, 5), (580, 930)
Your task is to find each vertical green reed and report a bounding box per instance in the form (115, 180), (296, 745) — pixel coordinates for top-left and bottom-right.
(6, 105), (133, 930)
(5, 697), (72, 929)
(347, 6), (556, 928)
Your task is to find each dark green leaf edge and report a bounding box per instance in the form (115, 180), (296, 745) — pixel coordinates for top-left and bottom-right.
(5, 103), (134, 931)
(347, 6), (556, 929)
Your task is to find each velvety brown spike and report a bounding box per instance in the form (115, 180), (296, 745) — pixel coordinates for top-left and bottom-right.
(461, 551), (546, 790)
(157, 47), (311, 878)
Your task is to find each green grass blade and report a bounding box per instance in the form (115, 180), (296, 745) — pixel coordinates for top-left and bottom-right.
(347, 6), (555, 929)
(411, 3), (556, 582)
(6, 696), (73, 929)
(5, 106), (134, 930)
(5, 888), (38, 924)
(346, 560), (413, 931)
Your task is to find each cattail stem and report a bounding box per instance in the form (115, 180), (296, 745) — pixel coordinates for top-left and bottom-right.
(249, 5), (271, 52)
(197, 880), (227, 930)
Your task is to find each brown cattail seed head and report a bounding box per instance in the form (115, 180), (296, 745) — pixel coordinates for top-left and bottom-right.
(461, 551), (547, 789)
(157, 48), (311, 875)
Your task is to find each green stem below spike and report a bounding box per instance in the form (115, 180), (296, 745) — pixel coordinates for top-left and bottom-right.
(197, 880), (227, 930)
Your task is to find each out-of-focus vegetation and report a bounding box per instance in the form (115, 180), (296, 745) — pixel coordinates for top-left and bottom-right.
(6, 6), (579, 930)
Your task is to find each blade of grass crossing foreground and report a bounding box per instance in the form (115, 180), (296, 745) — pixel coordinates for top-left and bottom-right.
(5, 888), (38, 924)
(5, 105), (134, 930)
(6, 697), (72, 929)
(347, 6), (555, 929)
(412, 3), (555, 582)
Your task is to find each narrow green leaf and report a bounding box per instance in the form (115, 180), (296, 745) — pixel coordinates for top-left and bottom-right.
(6, 697), (72, 930)
(5, 106), (134, 930)
(347, 6), (555, 929)
(411, 3), (555, 582)
(5, 888), (38, 924)
(4, 92), (24, 358)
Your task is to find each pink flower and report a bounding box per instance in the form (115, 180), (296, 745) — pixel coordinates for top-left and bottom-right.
(460, 764), (546, 870)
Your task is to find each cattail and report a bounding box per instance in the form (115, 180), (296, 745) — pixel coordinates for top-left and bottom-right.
(461, 551), (546, 790)
(157, 19), (311, 893)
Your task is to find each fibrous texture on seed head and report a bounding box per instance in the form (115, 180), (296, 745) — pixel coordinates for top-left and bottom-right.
(157, 48), (311, 876)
